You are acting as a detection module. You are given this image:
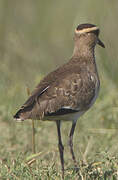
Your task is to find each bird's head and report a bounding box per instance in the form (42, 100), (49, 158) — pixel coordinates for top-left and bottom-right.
(74, 23), (105, 49)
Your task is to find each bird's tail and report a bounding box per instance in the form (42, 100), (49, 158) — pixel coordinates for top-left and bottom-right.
(14, 111), (23, 121)
(14, 104), (34, 121)
(14, 108), (27, 121)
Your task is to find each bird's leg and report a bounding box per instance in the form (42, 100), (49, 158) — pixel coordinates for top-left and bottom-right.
(69, 121), (78, 171)
(56, 120), (64, 180)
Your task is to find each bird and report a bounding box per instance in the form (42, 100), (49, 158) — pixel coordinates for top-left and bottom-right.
(14, 23), (105, 179)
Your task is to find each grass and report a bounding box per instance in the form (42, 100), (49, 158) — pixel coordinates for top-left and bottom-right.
(1, 147), (118, 179)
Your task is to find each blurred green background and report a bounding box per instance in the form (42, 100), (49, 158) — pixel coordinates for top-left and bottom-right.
(0, 0), (118, 179)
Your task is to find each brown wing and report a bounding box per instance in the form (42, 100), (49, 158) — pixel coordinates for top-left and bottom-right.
(20, 60), (73, 108)
(13, 59), (78, 120)
(23, 56), (85, 107)
(41, 71), (96, 117)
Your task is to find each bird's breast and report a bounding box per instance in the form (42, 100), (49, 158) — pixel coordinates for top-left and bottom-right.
(73, 71), (100, 111)
(85, 73), (100, 109)
(88, 76), (100, 108)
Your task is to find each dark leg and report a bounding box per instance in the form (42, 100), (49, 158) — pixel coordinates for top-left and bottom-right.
(69, 121), (78, 171)
(56, 120), (64, 180)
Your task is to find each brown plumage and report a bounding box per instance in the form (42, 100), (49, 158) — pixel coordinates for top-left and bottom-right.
(14, 23), (105, 179)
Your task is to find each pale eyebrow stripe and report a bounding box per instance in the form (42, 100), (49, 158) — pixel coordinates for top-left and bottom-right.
(75, 26), (99, 34)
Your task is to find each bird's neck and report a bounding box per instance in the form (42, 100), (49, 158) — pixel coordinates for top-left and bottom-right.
(71, 44), (98, 75)
(72, 44), (95, 61)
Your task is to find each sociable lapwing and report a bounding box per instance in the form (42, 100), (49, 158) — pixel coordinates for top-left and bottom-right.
(14, 23), (105, 179)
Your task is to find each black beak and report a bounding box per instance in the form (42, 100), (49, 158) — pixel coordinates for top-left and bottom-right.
(97, 38), (105, 48)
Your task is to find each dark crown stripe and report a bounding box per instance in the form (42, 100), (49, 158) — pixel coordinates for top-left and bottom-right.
(75, 24), (99, 35)
(76, 24), (97, 31)
(75, 27), (99, 34)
